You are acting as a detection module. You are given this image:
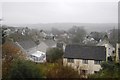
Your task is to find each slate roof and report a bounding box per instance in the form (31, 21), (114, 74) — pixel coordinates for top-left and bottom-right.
(97, 40), (114, 48)
(64, 44), (106, 61)
(37, 40), (56, 53)
(44, 40), (56, 47)
(17, 40), (37, 50)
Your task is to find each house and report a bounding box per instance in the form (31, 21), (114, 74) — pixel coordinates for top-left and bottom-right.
(29, 51), (46, 63)
(37, 40), (57, 53)
(97, 39), (115, 61)
(15, 40), (37, 56)
(116, 43), (120, 63)
(83, 36), (98, 45)
(63, 44), (106, 76)
(15, 40), (47, 63)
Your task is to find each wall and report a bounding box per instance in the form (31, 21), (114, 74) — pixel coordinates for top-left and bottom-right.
(104, 44), (115, 57)
(116, 43), (120, 63)
(63, 58), (102, 75)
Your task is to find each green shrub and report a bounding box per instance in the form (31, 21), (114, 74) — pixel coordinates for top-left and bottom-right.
(46, 48), (63, 63)
(6, 59), (43, 80)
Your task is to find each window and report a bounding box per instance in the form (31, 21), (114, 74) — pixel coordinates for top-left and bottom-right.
(67, 58), (74, 63)
(119, 48), (120, 54)
(94, 71), (99, 73)
(94, 60), (101, 64)
(82, 59), (88, 64)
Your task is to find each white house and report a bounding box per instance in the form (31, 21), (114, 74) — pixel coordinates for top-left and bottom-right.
(63, 45), (106, 77)
(97, 39), (115, 60)
(15, 40), (47, 63)
(29, 51), (46, 63)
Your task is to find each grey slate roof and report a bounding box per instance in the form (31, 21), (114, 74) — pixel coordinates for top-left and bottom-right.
(64, 44), (106, 61)
(37, 40), (57, 53)
(44, 40), (56, 47)
(17, 40), (37, 50)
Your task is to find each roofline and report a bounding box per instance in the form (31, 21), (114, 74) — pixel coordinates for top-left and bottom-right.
(66, 44), (106, 48)
(63, 57), (106, 61)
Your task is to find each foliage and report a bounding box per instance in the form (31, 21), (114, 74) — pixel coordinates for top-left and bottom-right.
(89, 62), (120, 78)
(90, 31), (106, 42)
(69, 26), (86, 44)
(109, 29), (118, 47)
(8, 32), (32, 42)
(2, 42), (25, 78)
(45, 63), (81, 78)
(46, 48), (64, 63)
(6, 59), (43, 79)
(1, 27), (7, 44)
(51, 28), (59, 35)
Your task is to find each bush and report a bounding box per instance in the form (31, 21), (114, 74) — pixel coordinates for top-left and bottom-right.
(5, 59), (43, 80)
(46, 63), (81, 78)
(46, 48), (64, 63)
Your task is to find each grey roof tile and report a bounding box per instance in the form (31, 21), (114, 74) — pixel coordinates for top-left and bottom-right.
(17, 40), (37, 50)
(64, 44), (106, 61)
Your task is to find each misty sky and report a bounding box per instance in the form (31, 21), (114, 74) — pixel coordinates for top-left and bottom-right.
(2, 1), (118, 24)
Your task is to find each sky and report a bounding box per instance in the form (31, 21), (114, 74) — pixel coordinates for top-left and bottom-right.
(0, 0), (119, 24)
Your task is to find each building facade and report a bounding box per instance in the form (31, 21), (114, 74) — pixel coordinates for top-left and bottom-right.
(116, 43), (120, 63)
(63, 45), (106, 76)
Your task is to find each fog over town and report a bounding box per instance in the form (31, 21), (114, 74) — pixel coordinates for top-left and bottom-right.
(1, 0), (120, 79)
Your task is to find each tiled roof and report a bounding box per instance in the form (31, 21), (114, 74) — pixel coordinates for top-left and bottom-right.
(64, 44), (106, 61)
(17, 40), (37, 50)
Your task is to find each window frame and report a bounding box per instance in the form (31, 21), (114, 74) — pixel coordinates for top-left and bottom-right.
(94, 60), (101, 64)
(67, 58), (74, 63)
(82, 59), (88, 64)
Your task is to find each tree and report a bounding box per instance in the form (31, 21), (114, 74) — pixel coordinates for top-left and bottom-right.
(6, 59), (43, 79)
(69, 26), (86, 44)
(109, 29), (118, 47)
(51, 28), (61, 35)
(46, 48), (64, 63)
(2, 27), (7, 44)
(90, 32), (105, 42)
(2, 42), (25, 78)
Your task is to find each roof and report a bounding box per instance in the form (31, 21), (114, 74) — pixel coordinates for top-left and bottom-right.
(97, 40), (114, 48)
(37, 40), (56, 53)
(64, 44), (106, 61)
(31, 51), (45, 57)
(17, 40), (37, 50)
(37, 42), (49, 53)
(97, 41), (114, 48)
(44, 40), (56, 47)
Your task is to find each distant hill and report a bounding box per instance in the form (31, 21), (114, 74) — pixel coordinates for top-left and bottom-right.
(4, 23), (118, 33)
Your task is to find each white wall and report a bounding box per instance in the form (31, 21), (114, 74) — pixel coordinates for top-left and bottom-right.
(116, 43), (120, 63)
(63, 58), (102, 74)
(104, 44), (115, 57)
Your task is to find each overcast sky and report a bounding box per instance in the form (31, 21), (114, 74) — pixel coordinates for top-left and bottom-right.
(1, 0), (118, 24)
